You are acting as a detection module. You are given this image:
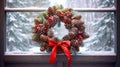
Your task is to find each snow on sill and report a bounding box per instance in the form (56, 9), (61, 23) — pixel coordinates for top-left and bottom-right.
(5, 51), (116, 56)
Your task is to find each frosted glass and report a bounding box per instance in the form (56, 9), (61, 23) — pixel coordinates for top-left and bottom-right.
(6, 0), (114, 8)
(6, 12), (115, 53)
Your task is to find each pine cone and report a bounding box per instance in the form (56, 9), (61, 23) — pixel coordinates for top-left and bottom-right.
(33, 33), (41, 42)
(56, 11), (64, 19)
(71, 20), (84, 28)
(44, 20), (50, 29)
(47, 30), (54, 38)
(52, 37), (59, 42)
(33, 35), (40, 42)
(53, 15), (60, 22)
(41, 42), (48, 48)
(71, 39), (80, 51)
(68, 8), (73, 12)
(69, 31), (77, 39)
(71, 40), (79, 47)
(65, 24), (71, 29)
(40, 42), (48, 51)
(79, 25), (85, 31)
(48, 7), (54, 16)
(72, 15), (81, 20)
(34, 18), (40, 25)
(40, 47), (46, 51)
(38, 27), (47, 35)
(63, 16), (71, 23)
(82, 33), (89, 39)
(77, 20), (84, 26)
(51, 15), (59, 27)
(65, 11), (72, 18)
(62, 35), (70, 41)
(39, 35), (48, 42)
(71, 28), (78, 34)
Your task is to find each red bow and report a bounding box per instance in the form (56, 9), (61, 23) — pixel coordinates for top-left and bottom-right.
(48, 38), (72, 67)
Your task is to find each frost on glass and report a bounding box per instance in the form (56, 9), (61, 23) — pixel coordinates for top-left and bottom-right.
(6, 0), (114, 8)
(6, 12), (115, 52)
(6, 12), (40, 52)
(79, 12), (115, 52)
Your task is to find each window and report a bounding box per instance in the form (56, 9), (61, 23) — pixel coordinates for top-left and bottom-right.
(0, 0), (120, 67)
(5, 0), (116, 53)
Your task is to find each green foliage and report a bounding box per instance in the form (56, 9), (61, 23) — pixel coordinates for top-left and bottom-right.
(37, 12), (47, 24)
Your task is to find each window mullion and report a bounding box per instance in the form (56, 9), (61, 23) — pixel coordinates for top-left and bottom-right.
(5, 7), (116, 12)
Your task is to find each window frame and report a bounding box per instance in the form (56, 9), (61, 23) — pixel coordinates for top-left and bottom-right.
(0, 0), (120, 67)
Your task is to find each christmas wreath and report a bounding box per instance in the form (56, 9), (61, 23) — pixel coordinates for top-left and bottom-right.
(32, 5), (89, 67)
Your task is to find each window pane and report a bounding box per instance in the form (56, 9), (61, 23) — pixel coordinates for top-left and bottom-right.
(6, 12), (115, 53)
(6, 0), (115, 8)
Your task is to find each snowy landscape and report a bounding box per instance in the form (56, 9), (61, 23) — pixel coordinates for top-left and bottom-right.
(6, 0), (115, 53)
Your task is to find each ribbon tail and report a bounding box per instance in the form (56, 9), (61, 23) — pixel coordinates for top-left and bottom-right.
(61, 46), (72, 67)
(49, 45), (57, 64)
